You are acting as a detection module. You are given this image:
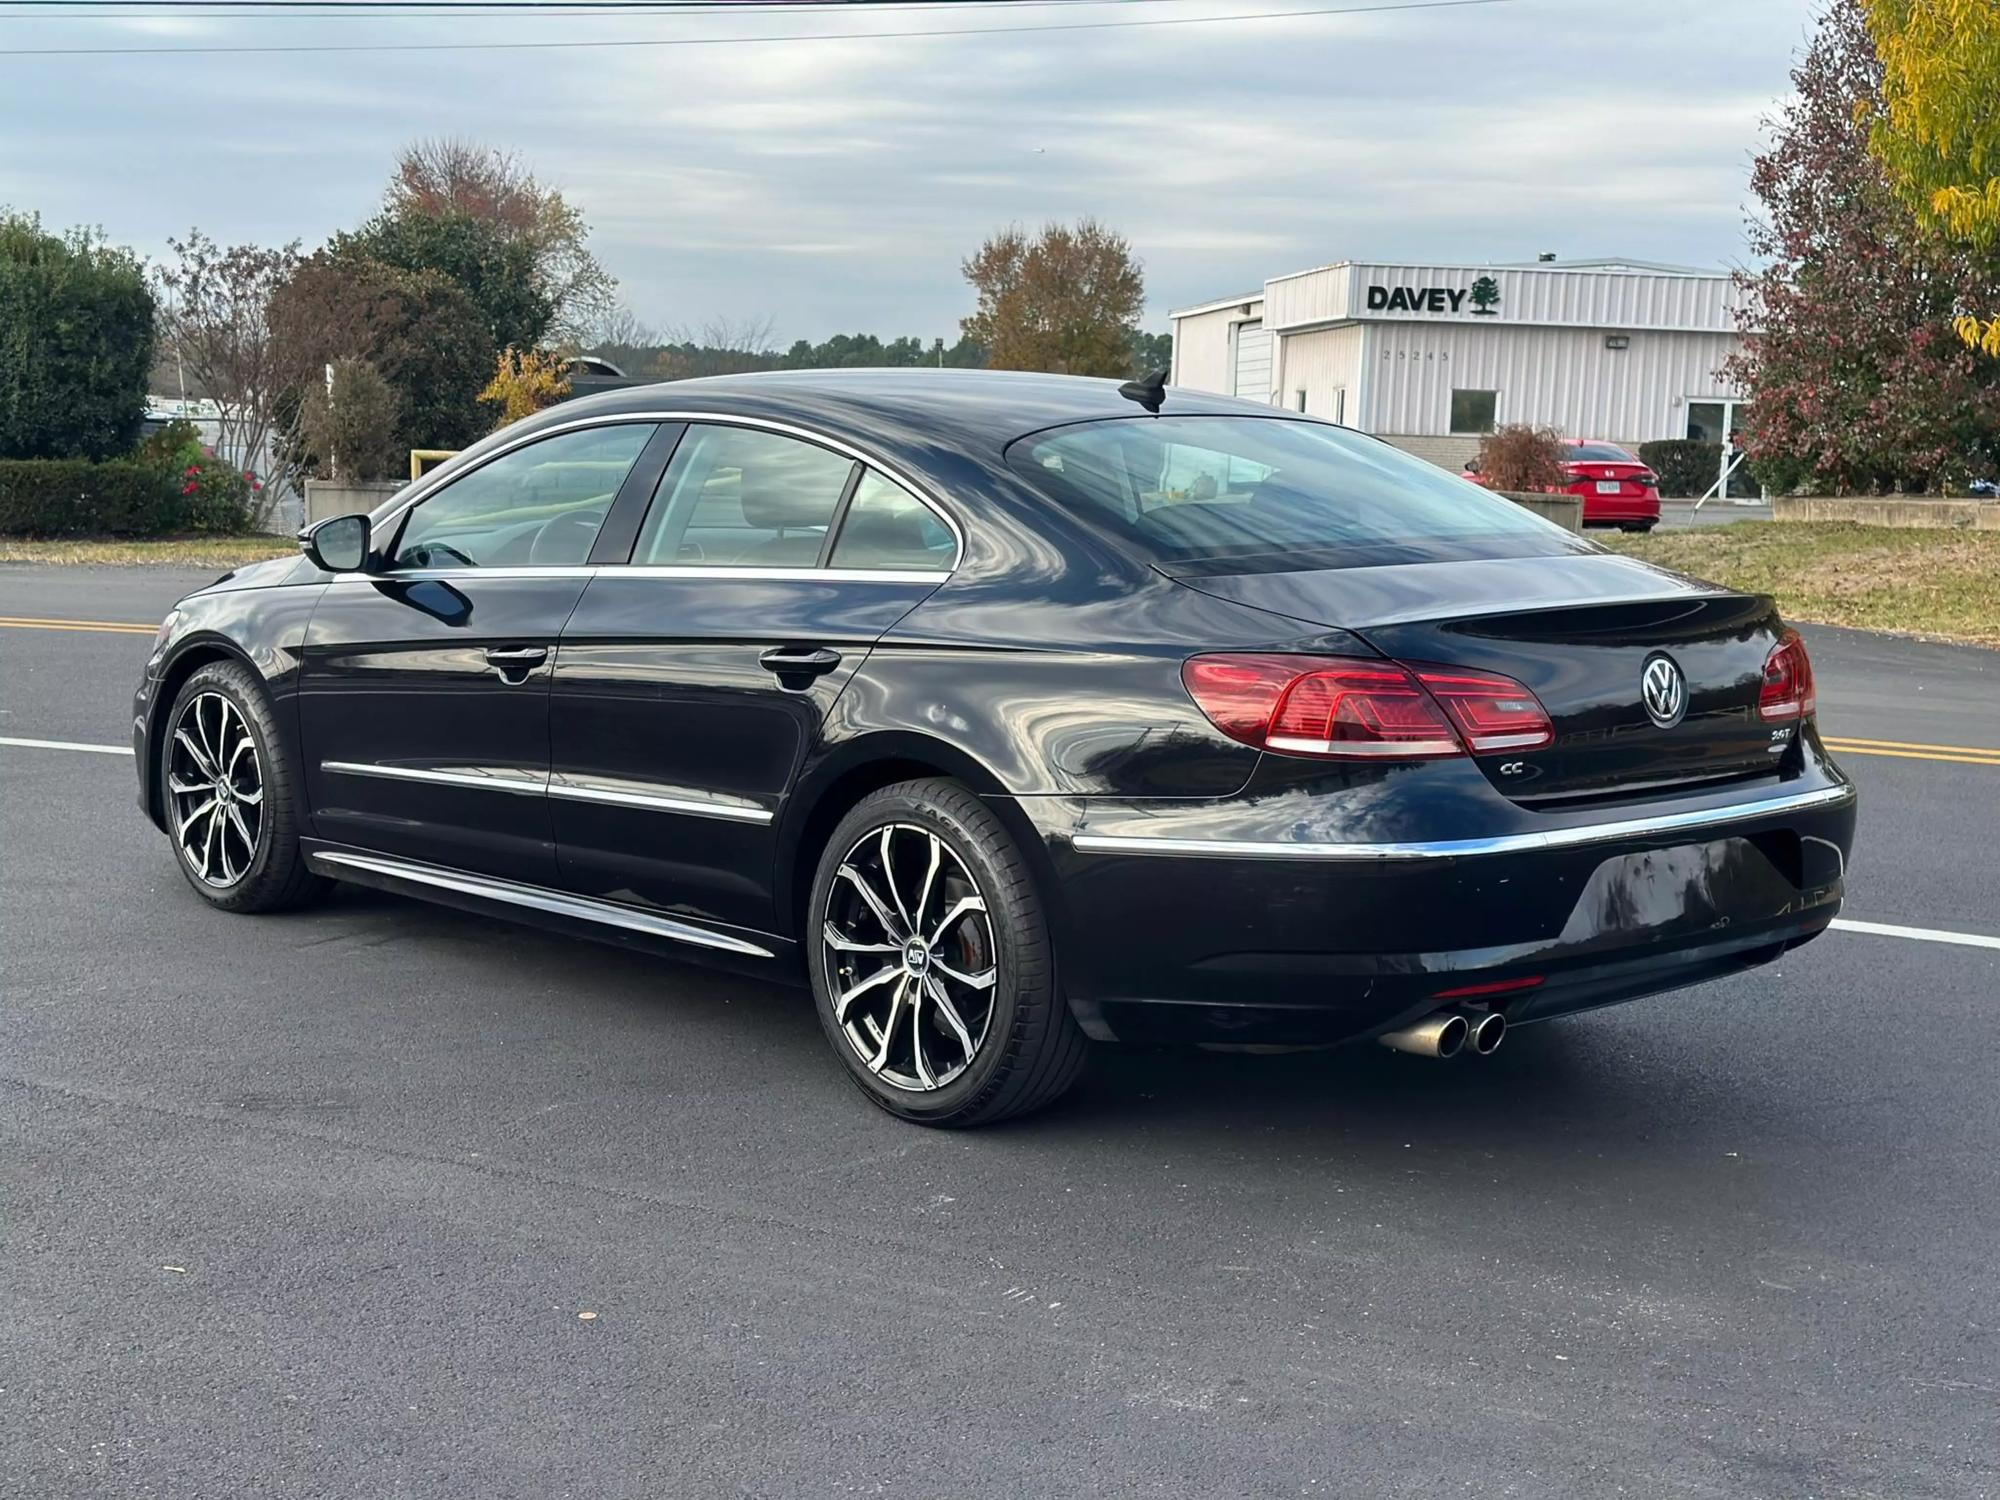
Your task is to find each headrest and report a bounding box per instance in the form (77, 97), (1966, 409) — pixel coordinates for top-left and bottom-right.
(739, 454), (839, 532)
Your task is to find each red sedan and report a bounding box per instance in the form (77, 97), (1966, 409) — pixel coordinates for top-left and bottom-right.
(1461, 440), (1662, 532)
(1560, 440), (1660, 531)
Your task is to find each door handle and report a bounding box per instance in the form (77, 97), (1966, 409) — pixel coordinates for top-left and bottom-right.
(759, 646), (842, 678)
(484, 646), (549, 666)
(484, 645), (549, 682)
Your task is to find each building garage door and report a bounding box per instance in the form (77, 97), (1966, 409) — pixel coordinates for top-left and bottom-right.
(1231, 321), (1272, 404)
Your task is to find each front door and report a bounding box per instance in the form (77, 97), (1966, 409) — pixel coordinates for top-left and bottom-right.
(300, 421), (663, 883)
(549, 422), (958, 941)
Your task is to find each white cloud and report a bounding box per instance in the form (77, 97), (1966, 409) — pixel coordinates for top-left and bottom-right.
(0, 0), (1813, 340)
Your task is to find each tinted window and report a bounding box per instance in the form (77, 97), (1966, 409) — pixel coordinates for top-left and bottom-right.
(1449, 389), (1497, 435)
(1008, 416), (1579, 573)
(828, 471), (956, 572)
(1568, 442), (1639, 463)
(634, 425), (856, 568)
(393, 424), (651, 569)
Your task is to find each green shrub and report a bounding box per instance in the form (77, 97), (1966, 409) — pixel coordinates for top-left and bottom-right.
(1638, 440), (1721, 497)
(0, 456), (258, 537)
(0, 211), (156, 460)
(136, 418), (204, 463)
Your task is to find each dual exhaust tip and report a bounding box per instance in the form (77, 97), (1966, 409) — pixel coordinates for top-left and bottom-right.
(1378, 1008), (1506, 1060)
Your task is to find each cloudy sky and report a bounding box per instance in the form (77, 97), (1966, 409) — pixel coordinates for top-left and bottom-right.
(0, 0), (1818, 343)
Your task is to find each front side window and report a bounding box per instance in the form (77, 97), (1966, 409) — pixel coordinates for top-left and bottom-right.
(392, 423), (652, 569)
(1449, 389), (1498, 435)
(633, 425), (856, 568)
(1008, 415), (1584, 574)
(827, 471), (956, 572)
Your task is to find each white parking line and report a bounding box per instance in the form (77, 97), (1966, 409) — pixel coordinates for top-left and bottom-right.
(1, 733), (1996, 954)
(1829, 918), (2000, 952)
(0, 734), (133, 756)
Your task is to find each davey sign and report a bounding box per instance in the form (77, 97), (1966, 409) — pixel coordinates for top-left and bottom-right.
(1365, 275), (1502, 317)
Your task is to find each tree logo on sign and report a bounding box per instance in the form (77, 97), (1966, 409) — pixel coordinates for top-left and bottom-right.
(1469, 276), (1501, 316)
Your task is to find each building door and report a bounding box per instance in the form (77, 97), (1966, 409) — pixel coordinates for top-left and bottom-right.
(1232, 321), (1272, 404)
(1686, 399), (1755, 498)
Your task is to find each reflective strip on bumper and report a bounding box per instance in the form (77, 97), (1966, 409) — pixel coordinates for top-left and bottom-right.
(1069, 784), (1856, 862)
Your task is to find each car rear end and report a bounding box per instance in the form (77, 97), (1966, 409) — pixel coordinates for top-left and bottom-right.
(1564, 440), (1661, 530)
(1003, 413), (1853, 1048)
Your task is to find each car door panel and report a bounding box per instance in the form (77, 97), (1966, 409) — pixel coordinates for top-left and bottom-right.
(549, 574), (942, 933)
(302, 573), (588, 883)
(298, 421), (662, 885)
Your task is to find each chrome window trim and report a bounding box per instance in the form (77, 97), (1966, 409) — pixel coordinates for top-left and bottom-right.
(325, 565), (950, 586)
(547, 774), (773, 824)
(371, 410), (966, 574)
(307, 849), (774, 958)
(321, 761), (547, 796)
(1069, 784), (1856, 862)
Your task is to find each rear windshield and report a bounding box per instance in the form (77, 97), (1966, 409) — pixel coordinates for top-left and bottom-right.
(1567, 442), (1640, 463)
(1007, 416), (1586, 574)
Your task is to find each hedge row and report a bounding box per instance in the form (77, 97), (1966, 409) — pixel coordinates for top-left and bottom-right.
(0, 457), (259, 537)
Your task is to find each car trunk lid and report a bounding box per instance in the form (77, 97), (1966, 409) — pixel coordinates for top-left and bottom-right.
(1171, 553), (1791, 803)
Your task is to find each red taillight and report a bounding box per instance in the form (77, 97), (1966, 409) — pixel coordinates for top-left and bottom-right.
(1758, 629), (1816, 722)
(1181, 655), (1553, 761)
(1407, 665), (1556, 753)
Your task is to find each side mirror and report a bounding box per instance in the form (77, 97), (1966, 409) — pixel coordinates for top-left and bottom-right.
(301, 513), (371, 574)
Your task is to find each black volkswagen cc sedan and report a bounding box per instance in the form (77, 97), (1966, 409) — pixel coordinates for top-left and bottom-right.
(134, 370), (1857, 1126)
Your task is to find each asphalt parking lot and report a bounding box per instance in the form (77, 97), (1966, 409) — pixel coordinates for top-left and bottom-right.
(4, 563), (1998, 1498)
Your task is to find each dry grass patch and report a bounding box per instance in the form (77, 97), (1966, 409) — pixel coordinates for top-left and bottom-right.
(0, 537), (295, 567)
(1603, 523), (2000, 646)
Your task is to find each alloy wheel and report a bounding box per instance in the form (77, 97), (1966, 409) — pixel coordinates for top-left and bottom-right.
(820, 822), (998, 1092)
(167, 691), (264, 888)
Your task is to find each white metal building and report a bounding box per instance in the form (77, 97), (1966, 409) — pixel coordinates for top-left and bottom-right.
(1170, 258), (1748, 470)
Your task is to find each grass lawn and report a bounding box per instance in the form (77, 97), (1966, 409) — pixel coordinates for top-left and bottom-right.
(0, 536), (296, 567)
(1603, 522), (2000, 647)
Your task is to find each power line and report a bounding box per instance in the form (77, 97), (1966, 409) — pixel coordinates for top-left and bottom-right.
(0, 0), (1175, 18)
(0, 0), (1519, 54)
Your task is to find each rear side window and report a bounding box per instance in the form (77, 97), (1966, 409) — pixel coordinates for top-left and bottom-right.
(828, 471), (956, 573)
(633, 424), (856, 568)
(1007, 415), (1585, 574)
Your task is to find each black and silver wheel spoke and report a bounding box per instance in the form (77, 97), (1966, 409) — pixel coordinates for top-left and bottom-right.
(167, 691), (264, 889)
(821, 823), (999, 1093)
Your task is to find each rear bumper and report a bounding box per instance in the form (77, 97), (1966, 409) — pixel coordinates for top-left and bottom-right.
(1017, 775), (1856, 1045)
(1579, 491), (1661, 524)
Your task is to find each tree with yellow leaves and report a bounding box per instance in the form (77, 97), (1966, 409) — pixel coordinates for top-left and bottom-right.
(1863, 0), (2000, 352)
(479, 346), (571, 427)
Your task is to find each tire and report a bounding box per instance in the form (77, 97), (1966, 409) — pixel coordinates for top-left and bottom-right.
(807, 778), (1088, 1127)
(1625, 521), (1658, 533)
(159, 660), (327, 914)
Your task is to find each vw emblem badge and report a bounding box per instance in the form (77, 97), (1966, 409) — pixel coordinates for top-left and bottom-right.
(1641, 653), (1687, 729)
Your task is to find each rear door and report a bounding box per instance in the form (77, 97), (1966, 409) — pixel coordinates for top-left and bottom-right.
(548, 422), (956, 938)
(300, 421), (666, 883)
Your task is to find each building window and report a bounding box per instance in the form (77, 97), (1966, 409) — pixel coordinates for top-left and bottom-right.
(1450, 389), (1497, 435)
(1294, 390), (1308, 413)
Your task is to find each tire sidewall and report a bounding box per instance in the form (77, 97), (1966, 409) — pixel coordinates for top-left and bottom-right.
(807, 784), (1051, 1124)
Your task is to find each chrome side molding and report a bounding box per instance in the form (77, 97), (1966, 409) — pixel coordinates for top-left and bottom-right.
(547, 773), (774, 824)
(306, 849), (776, 958)
(1071, 784), (1857, 862)
(321, 761), (775, 824)
(321, 761), (546, 796)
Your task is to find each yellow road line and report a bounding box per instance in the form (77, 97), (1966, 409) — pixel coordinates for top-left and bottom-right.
(1823, 734), (2000, 756)
(0, 615), (157, 635)
(1823, 740), (2000, 767)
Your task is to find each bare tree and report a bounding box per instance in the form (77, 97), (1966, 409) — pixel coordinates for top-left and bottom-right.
(582, 300), (656, 353)
(154, 231), (303, 519)
(388, 137), (616, 345)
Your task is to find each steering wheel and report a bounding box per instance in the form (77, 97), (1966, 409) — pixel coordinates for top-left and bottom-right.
(410, 540), (477, 569)
(529, 510), (604, 566)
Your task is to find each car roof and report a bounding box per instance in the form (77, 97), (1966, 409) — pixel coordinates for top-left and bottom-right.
(525, 368), (1268, 457)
